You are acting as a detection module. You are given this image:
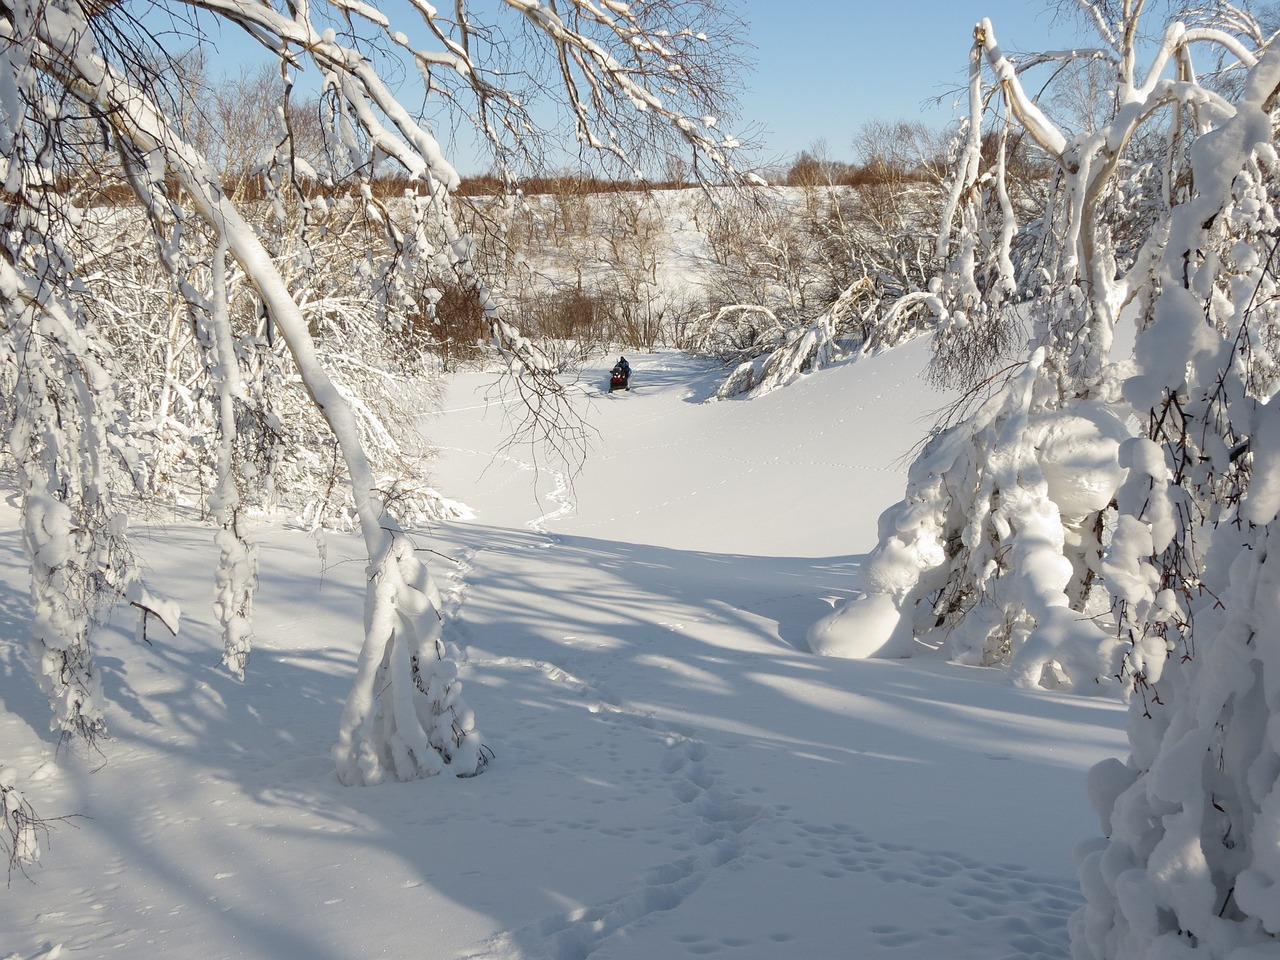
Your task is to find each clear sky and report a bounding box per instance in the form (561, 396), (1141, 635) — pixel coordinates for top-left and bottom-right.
(191, 0), (1092, 175)
(735, 0), (1084, 166)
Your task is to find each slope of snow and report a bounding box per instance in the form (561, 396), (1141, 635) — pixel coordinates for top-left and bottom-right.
(428, 343), (942, 555)
(0, 340), (1126, 960)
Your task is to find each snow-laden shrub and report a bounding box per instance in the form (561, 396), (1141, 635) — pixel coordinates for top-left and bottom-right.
(808, 350), (1126, 688)
(1, 767), (46, 875)
(810, 6), (1273, 683)
(81, 197), (459, 532)
(683, 303), (790, 369)
(712, 279), (939, 400)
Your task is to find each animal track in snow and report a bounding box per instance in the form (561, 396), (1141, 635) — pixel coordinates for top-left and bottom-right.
(751, 818), (1083, 957)
(464, 658), (765, 960)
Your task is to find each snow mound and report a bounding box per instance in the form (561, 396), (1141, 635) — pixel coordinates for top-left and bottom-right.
(805, 591), (914, 659)
(1032, 400), (1129, 523)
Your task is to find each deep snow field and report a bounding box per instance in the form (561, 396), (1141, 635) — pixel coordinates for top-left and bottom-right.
(0, 338), (1127, 960)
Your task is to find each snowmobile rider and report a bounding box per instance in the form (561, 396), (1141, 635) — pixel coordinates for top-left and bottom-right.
(609, 357), (631, 393)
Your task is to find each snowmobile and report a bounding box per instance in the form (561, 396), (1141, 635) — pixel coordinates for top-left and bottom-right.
(608, 364), (630, 392)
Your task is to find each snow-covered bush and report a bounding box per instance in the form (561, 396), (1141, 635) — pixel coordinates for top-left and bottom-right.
(698, 187), (826, 326)
(81, 194), (458, 531)
(808, 348), (1127, 681)
(683, 302), (791, 367)
(1070, 36), (1280, 960)
(713, 278), (939, 399)
(812, 7), (1272, 682)
(1, 767), (48, 877)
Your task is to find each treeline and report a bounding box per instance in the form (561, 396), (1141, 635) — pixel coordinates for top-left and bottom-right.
(781, 151), (936, 188)
(81, 166), (936, 205)
(454, 174), (702, 196)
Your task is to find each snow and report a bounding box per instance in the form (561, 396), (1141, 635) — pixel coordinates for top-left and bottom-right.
(0, 339), (1127, 959)
(1031, 401), (1128, 524)
(805, 591), (910, 659)
(1244, 400), (1280, 526)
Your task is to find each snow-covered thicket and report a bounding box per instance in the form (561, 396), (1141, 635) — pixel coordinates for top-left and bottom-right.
(812, 5), (1268, 679)
(807, 4), (1280, 955)
(1072, 38), (1280, 960)
(0, 0), (749, 784)
(80, 196), (456, 532)
(699, 133), (955, 398)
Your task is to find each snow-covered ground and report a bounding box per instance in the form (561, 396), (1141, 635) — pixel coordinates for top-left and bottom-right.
(0, 338), (1126, 960)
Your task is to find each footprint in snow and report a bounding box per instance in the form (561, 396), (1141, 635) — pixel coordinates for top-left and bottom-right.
(753, 820), (1082, 957)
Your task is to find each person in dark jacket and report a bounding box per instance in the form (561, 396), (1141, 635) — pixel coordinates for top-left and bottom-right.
(610, 357), (631, 391)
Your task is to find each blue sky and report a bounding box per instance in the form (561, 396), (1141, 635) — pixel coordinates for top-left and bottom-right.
(194, 0), (1090, 174)
(735, 0), (1083, 164)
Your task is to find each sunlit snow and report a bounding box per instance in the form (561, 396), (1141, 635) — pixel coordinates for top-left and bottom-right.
(0, 339), (1126, 959)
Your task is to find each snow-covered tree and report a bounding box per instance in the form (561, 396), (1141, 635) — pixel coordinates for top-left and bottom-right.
(0, 0), (748, 784)
(805, 2), (1280, 954)
(1071, 33), (1280, 960)
(809, 3), (1270, 681)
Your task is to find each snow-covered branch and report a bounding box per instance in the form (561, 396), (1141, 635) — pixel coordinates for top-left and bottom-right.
(976, 18), (1069, 159)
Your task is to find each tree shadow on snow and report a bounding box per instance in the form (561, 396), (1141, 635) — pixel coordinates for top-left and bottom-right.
(0, 514), (1120, 960)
